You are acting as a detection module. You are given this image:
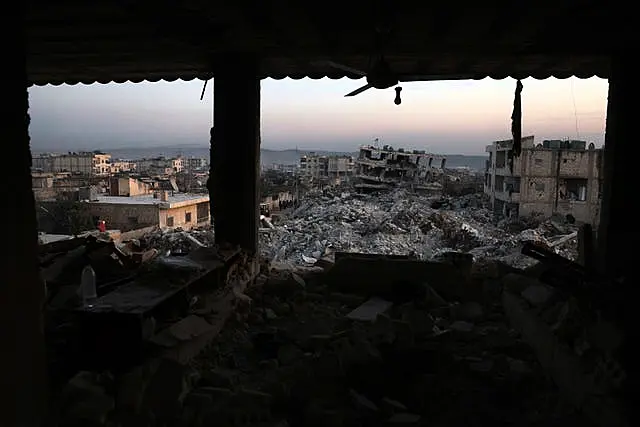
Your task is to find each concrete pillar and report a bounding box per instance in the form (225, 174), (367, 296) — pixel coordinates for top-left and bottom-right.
(597, 56), (637, 278)
(1, 27), (48, 426)
(596, 55), (636, 426)
(210, 55), (261, 253)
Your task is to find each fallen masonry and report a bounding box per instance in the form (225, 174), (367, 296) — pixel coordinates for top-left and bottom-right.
(44, 244), (627, 426)
(258, 189), (579, 268)
(40, 189), (627, 426)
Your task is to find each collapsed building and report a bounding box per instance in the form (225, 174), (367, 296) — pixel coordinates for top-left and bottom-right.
(485, 136), (604, 224)
(355, 145), (446, 192)
(9, 3), (635, 427)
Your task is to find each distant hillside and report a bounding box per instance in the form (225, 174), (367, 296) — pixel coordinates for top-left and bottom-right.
(41, 145), (487, 171)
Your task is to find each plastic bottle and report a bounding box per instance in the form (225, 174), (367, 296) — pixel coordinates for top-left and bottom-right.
(80, 265), (97, 307)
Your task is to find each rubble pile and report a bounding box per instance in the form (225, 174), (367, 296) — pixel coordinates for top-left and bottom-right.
(258, 189), (578, 268)
(48, 248), (626, 427)
(143, 225), (216, 255)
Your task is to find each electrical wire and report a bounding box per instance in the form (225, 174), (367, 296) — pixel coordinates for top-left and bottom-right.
(570, 78), (581, 139)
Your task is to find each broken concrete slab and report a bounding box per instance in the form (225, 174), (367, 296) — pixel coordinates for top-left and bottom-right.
(346, 297), (393, 321)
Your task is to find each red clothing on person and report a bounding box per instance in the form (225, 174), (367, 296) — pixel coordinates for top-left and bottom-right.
(98, 221), (106, 232)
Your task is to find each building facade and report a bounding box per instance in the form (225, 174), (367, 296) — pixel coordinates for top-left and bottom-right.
(136, 156), (184, 175)
(110, 160), (137, 174)
(484, 136), (603, 224)
(299, 153), (354, 184)
(109, 177), (154, 197)
(32, 151), (112, 176)
(184, 157), (208, 171)
(86, 192), (210, 231)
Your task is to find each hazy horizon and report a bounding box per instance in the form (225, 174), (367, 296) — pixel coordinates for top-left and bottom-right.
(28, 77), (608, 156)
(30, 144), (490, 158)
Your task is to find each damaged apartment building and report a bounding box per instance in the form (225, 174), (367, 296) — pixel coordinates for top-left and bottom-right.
(355, 144), (446, 192)
(484, 136), (603, 224)
(299, 153), (355, 186)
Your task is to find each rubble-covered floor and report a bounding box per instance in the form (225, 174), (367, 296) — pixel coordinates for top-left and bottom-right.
(44, 189), (626, 426)
(181, 265), (599, 427)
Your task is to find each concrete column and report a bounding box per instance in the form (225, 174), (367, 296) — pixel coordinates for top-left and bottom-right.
(595, 54), (636, 427)
(597, 56), (637, 278)
(1, 28), (48, 426)
(210, 55), (261, 253)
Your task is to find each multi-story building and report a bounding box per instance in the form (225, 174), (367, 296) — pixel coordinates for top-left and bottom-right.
(327, 156), (354, 179)
(299, 153), (327, 182)
(93, 153), (112, 175)
(136, 156), (183, 175)
(32, 151), (112, 176)
(184, 157), (208, 171)
(484, 136), (604, 224)
(110, 160), (137, 174)
(354, 145), (446, 191)
(299, 153), (354, 184)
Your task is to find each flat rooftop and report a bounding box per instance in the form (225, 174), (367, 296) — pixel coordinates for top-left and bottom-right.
(90, 193), (209, 209)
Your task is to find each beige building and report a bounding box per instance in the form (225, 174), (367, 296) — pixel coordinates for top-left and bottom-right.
(93, 153), (112, 175)
(109, 177), (154, 197)
(32, 151), (112, 176)
(86, 192), (210, 231)
(484, 136), (603, 224)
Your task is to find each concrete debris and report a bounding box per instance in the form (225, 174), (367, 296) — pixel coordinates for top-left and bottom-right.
(44, 189), (627, 426)
(48, 254), (626, 427)
(258, 188), (578, 268)
(346, 297), (393, 321)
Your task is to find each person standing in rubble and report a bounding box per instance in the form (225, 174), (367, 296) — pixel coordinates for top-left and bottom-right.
(97, 219), (106, 233)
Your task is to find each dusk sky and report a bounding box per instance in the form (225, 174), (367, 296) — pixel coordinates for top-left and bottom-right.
(29, 77), (608, 155)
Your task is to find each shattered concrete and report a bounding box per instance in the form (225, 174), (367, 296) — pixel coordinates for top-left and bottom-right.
(257, 189), (578, 268)
(43, 188), (627, 427)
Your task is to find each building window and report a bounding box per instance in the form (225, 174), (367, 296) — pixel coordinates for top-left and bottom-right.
(562, 178), (588, 201)
(128, 216), (139, 225)
(534, 158), (543, 165)
(535, 182), (545, 192)
(167, 216), (174, 227)
(185, 212), (192, 223)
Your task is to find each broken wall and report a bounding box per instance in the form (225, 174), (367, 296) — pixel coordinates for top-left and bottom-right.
(87, 203), (160, 231)
(518, 148), (602, 223)
(159, 204), (208, 230)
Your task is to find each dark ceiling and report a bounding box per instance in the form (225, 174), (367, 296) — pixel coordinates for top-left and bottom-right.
(27, 0), (624, 86)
